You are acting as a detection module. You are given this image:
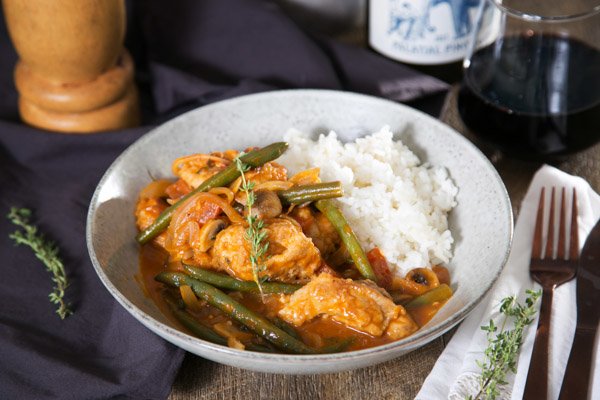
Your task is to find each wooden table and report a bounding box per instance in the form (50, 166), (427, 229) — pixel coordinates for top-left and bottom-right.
(168, 85), (600, 400)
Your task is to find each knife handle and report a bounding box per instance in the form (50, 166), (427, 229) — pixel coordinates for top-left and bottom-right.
(558, 327), (597, 400)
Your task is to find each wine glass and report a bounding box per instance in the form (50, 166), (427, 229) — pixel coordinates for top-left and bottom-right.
(458, 0), (600, 161)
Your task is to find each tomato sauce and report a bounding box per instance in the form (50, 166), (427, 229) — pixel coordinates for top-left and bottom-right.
(139, 244), (448, 352)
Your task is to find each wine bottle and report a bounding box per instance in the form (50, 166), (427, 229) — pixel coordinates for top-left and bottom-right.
(368, 0), (483, 83)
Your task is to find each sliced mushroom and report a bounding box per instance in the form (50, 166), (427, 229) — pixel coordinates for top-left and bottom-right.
(405, 268), (440, 291)
(196, 219), (227, 252)
(390, 268), (441, 296)
(250, 190), (282, 220)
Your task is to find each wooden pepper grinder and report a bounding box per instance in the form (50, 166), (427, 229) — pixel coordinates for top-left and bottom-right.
(2, 0), (140, 133)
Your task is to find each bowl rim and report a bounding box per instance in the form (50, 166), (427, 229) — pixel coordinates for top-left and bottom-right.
(86, 88), (514, 363)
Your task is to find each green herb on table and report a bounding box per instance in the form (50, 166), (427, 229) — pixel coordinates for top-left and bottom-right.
(7, 207), (72, 319)
(234, 153), (269, 297)
(467, 289), (541, 400)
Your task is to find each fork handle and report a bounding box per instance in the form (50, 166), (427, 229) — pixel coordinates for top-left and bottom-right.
(558, 327), (596, 400)
(523, 286), (554, 400)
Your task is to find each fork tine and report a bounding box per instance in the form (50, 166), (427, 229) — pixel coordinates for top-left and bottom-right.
(570, 188), (579, 261)
(557, 187), (566, 259)
(532, 187), (545, 259)
(544, 187), (556, 259)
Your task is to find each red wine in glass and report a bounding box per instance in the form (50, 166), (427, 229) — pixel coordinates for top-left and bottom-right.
(458, 33), (600, 160)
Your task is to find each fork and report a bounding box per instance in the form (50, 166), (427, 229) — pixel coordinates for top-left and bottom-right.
(522, 187), (579, 400)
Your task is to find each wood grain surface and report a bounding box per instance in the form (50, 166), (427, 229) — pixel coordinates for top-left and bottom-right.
(168, 86), (600, 400)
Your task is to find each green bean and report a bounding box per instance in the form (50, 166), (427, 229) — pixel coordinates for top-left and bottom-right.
(314, 199), (377, 282)
(319, 338), (354, 353)
(269, 317), (302, 340)
(245, 343), (279, 353)
(388, 290), (414, 305)
(278, 182), (343, 205)
(404, 284), (453, 310)
(162, 291), (228, 345)
(183, 264), (301, 294)
(137, 142), (289, 244)
(156, 272), (317, 354)
(164, 291), (284, 353)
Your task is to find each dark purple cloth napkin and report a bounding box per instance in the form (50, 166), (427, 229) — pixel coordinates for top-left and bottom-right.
(0, 1), (448, 399)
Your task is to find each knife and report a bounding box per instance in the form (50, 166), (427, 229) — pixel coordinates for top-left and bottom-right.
(558, 217), (600, 400)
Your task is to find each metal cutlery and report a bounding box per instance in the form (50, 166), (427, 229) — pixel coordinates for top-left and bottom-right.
(558, 216), (600, 399)
(523, 187), (579, 400)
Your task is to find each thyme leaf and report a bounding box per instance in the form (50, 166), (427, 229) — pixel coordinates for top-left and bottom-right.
(234, 153), (268, 297)
(467, 289), (541, 400)
(7, 207), (72, 319)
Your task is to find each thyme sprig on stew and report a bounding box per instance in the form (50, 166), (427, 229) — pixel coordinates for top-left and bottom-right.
(468, 289), (541, 400)
(7, 207), (72, 319)
(234, 153), (269, 297)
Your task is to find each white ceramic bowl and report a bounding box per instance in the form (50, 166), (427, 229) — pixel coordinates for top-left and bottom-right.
(86, 89), (513, 374)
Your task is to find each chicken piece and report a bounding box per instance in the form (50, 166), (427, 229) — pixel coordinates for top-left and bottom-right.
(245, 162), (287, 184)
(233, 163), (289, 206)
(172, 152), (235, 189)
(211, 218), (321, 283)
(290, 207), (340, 258)
(135, 197), (167, 248)
(278, 273), (419, 339)
(173, 146), (287, 191)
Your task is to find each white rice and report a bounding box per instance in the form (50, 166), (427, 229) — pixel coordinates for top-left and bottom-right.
(278, 126), (458, 276)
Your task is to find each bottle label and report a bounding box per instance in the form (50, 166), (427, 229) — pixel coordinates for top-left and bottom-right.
(369, 0), (483, 64)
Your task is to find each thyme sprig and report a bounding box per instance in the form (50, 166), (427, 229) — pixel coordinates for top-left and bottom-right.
(468, 289), (541, 400)
(7, 207), (72, 319)
(234, 153), (269, 297)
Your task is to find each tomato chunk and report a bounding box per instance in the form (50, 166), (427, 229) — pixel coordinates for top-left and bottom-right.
(366, 247), (393, 290)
